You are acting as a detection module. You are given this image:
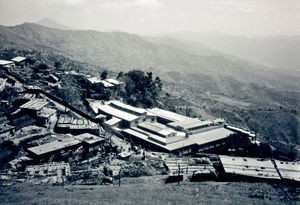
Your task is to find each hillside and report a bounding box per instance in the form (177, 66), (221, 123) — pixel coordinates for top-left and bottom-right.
(36, 17), (73, 30)
(0, 23), (299, 147)
(167, 31), (300, 71)
(0, 23), (299, 92)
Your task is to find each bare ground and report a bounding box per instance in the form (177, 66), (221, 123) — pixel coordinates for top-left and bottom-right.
(0, 175), (299, 205)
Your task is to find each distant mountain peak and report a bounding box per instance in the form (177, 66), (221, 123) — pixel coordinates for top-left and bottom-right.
(36, 17), (72, 30)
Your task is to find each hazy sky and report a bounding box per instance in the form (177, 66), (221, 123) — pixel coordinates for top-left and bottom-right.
(0, 0), (299, 36)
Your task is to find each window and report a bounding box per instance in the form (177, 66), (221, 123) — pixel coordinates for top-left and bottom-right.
(62, 169), (66, 176)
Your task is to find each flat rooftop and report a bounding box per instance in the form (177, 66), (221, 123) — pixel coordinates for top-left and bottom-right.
(87, 77), (114, 87)
(274, 160), (300, 182)
(168, 119), (213, 130)
(100, 80), (114, 88)
(97, 104), (139, 122)
(20, 98), (48, 111)
(110, 100), (147, 115)
(138, 122), (175, 137)
(147, 108), (192, 122)
(87, 77), (101, 84)
(0, 60), (14, 65)
(75, 133), (105, 145)
(105, 117), (122, 126)
(220, 155), (280, 180)
(27, 138), (81, 156)
(0, 124), (15, 134)
(226, 125), (255, 137)
(57, 115), (99, 129)
(123, 127), (233, 151)
(11, 56), (27, 62)
(37, 107), (57, 118)
(166, 127), (233, 151)
(106, 78), (124, 85)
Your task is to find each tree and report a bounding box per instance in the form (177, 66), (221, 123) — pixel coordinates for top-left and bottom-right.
(101, 70), (108, 80)
(117, 72), (123, 79)
(54, 61), (62, 69)
(122, 70), (163, 108)
(0, 86), (18, 104)
(32, 62), (49, 73)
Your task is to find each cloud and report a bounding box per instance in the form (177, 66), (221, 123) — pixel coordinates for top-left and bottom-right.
(102, 0), (162, 9)
(137, 17), (145, 23)
(134, 0), (161, 7)
(47, 0), (86, 6)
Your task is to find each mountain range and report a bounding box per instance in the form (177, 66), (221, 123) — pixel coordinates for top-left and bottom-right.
(0, 19), (299, 146)
(166, 31), (300, 71)
(0, 21), (299, 93)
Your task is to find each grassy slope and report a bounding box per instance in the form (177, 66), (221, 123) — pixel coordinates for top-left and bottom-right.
(1, 176), (298, 205)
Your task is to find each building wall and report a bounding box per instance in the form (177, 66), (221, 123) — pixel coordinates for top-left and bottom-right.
(26, 163), (71, 177)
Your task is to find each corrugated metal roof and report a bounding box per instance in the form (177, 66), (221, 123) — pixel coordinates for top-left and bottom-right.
(106, 78), (123, 85)
(110, 100), (146, 115)
(11, 56), (27, 62)
(75, 133), (105, 145)
(147, 108), (192, 122)
(168, 119), (213, 130)
(166, 127), (233, 151)
(28, 138), (81, 156)
(274, 160), (300, 182)
(0, 60), (14, 65)
(98, 104), (139, 122)
(220, 155), (280, 180)
(123, 127), (233, 151)
(20, 98), (48, 111)
(105, 117), (122, 126)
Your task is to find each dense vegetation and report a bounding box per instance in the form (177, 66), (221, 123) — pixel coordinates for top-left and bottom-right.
(119, 70), (162, 108)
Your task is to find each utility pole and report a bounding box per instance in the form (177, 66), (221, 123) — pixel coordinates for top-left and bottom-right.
(119, 169), (121, 187)
(178, 163), (180, 186)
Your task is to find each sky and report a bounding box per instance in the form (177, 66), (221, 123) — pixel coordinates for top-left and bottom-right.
(0, 0), (299, 36)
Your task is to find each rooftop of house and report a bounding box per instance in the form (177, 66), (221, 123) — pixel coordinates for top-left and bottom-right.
(75, 133), (105, 145)
(0, 78), (7, 90)
(87, 77), (101, 84)
(37, 107), (57, 118)
(17, 93), (35, 101)
(56, 115), (99, 129)
(0, 123), (15, 134)
(147, 108), (192, 123)
(99, 80), (114, 88)
(12, 114), (37, 127)
(11, 56), (27, 63)
(106, 78), (124, 85)
(87, 77), (115, 87)
(219, 155), (281, 180)
(49, 74), (59, 81)
(274, 160), (300, 182)
(26, 162), (70, 170)
(20, 98), (48, 111)
(27, 138), (81, 156)
(0, 60), (14, 66)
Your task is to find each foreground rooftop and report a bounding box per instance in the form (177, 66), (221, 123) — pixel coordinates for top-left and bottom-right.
(220, 155), (280, 180)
